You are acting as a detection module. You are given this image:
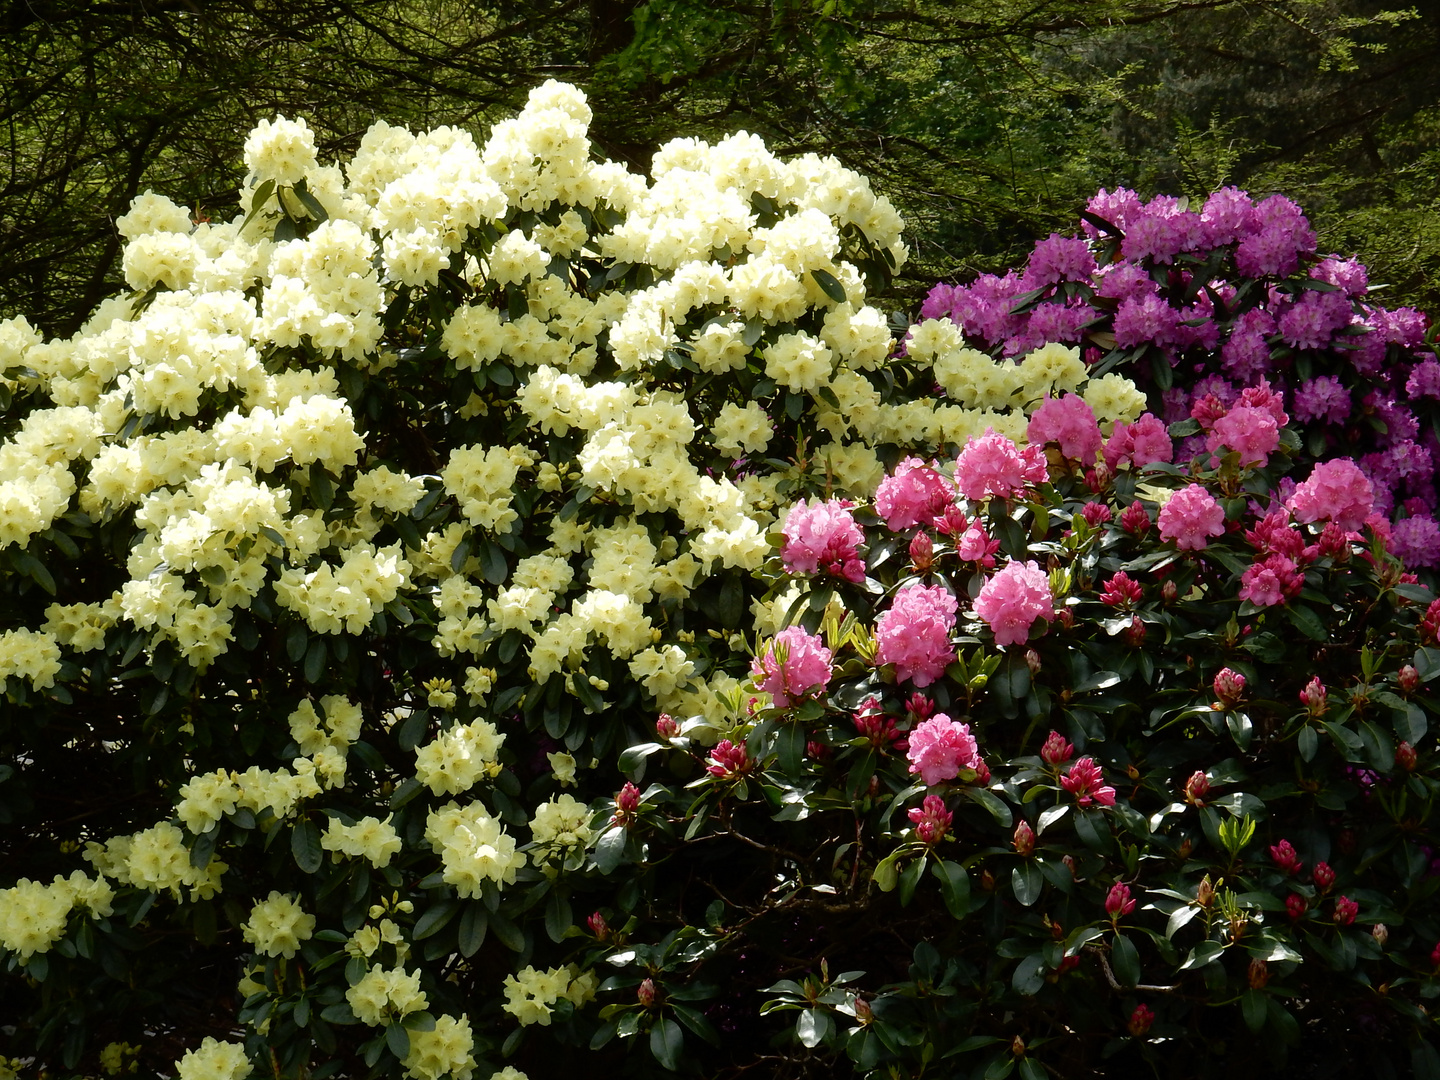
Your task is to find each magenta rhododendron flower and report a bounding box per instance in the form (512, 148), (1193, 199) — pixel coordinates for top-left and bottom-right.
(956, 519), (1000, 566)
(1238, 552), (1303, 607)
(906, 714), (980, 787)
(1026, 394), (1103, 464)
(876, 583), (959, 687)
(706, 740), (752, 779)
(1333, 896), (1359, 926)
(1099, 571), (1142, 607)
(1158, 484), (1226, 550)
(1286, 459), (1375, 532)
(1103, 413), (1174, 472)
(781, 498), (865, 582)
(955, 429), (1048, 502)
(1061, 757), (1116, 807)
(973, 560), (1055, 647)
(875, 457), (955, 531)
(750, 626), (833, 708)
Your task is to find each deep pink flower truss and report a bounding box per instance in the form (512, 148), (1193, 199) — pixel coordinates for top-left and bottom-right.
(781, 498), (865, 582)
(875, 457), (955, 532)
(973, 560), (1056, 647)
(876, 583), (959, 687)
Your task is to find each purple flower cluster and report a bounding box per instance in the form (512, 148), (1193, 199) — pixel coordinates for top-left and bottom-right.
(922, 184), (1440, 571)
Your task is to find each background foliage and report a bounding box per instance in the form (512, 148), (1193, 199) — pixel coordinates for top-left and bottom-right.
(3, 0), (1439, 335)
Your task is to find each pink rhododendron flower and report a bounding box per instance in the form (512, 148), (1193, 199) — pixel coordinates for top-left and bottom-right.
(1119, 500), (1151, 535)
(1104, 414), (1174, 474)
(875, 457), (955, 531)
(1270, 839), (1303, 875)
(955, 429), (1048, 501)
(1027, 394), (1103, 464)
(956, 519), (1000, 567)
(907, 793), (954, 844)
(1206, 404), (1279, 467)
(906, 714), (981, 786)
(1099, 571), (1142, 607)
(876, 584), (959, 687)
(781, 498), (865, 582)
(1286, 460), (1375, 532)
(973, 560), (1056, 646)
(751, 626), (833, 708)
(706, 740), (752, 779)
(1333, 896), (1359, 926)
(1213, 668), (1246, 708)
(1060, 757), (1116, 807)
(1158, 484), (1226, 550)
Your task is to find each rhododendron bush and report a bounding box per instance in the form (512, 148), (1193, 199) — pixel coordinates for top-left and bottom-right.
(3, 83), (1440, 1080)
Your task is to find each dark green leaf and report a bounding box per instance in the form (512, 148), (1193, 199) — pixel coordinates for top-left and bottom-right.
(291, 818), (323, 874)
(385, 1022), (410, 1060)
(650, 1017), (683, 1070)
(1241, 988), (1267, 1033)
(413, 900), (458, 940)
(810, 268), (847, 304)
(1012, 953), (1046, 996)
(1111, 933), (1140, 987)
(1012, 862), (1042, 907)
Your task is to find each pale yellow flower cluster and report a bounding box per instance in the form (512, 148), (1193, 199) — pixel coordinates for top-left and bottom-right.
(424, 802), (525, 896)
(500, 964), (597, 1026)
(241, 891), (316, 958)
(527, 793), (594, 853)
(345, 964), (429, 1026)
(403, 1014), (476, 1080)
(0, 871), (113, 961)
(174, 1037), (252, 1080)
(413, 718), (505, 795)
(322, 816), (403, 867)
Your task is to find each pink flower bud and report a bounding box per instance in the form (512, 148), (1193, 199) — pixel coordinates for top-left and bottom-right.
(1127, 1003), (1154, 1038)
(656, 714), (680, 739)
(1213, 668), (1246, 709)
(1184, 771), (1210, 806)
(1087, 460), (1112, 492)
(1124, 614), (1147, 647)
(588, 911), (610, 939)
(1269, 839), (1303, 876)
(1081, 501), (1113, 527)
(1160, 578), (1178, 604)
(1396, 741), (1418, 772)
(1285, 893), (1308, 921)
(1120, 500), (1151, 536)
(1299, 677), (1328, 716)
(907, 794), (953, 846)
(1313, 861), (1335, 892)
(1025, 648), (1042, 676)
(1248, 958), (1269, 989)
(1333, 896), (1359, 926)
(934, 505), (970, 538)
(1055, 606), (1075, 630)
(1196, 875), (1214, 908)
(615, 781), (641, 822)
(1099, 571), (1143, 608)
(905, 693), (936, 724)
(637, 978), (657, 1007)
(909, 530), (935, 574)
(1040, 730), (1075, 766)
(1105, 882), (1136, 920)
(1056, 954), (1080, 976)
(1372, 923), (1389, 947)
(854, 997), (873, 1023)
(1061, 757), (1117, 807)
(706, 739), (752, 780)
(1399, 665), (1421, 694)
(1013, 819), (1036, 857)
(806, 739), (831, 761)
(1062, 855), (1077, 881)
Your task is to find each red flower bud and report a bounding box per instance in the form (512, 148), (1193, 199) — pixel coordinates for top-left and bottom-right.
(1312, 861), (1335, 892)
(1269, 839), (1303, 876)
(1161, 578), (1178, 604)
(1040, 730), (1075, 766)
(1013, 820), (1036, 857)
(1333, 895), (1359, 926)
(1285, 893), (1308, 921)
(1081, 501), (1113, 527)
(1105, 882), (1136, 920)
(1213, 667), (1246, 709)
(1299, 677), (1327, 717)
(616, 781), (641, 816)
(909, 530), (934, 574)
(1248, 958), (1269, 989)
(1127, 1003), (1154, 1038)
(1124, 614), (1147, 646)
(637, 978), (657, 1007)
(1183, 771), (1210, 807)
(1396, 741), (1418, 772)
(656, 714), (680, 739)
(1398, 665), (1421, 694)
(588, 911), (610, 939)
(1025, 648), (1042, 676)
(1196, 875), (1214, 908)
(1120, 500), (1151, 536)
